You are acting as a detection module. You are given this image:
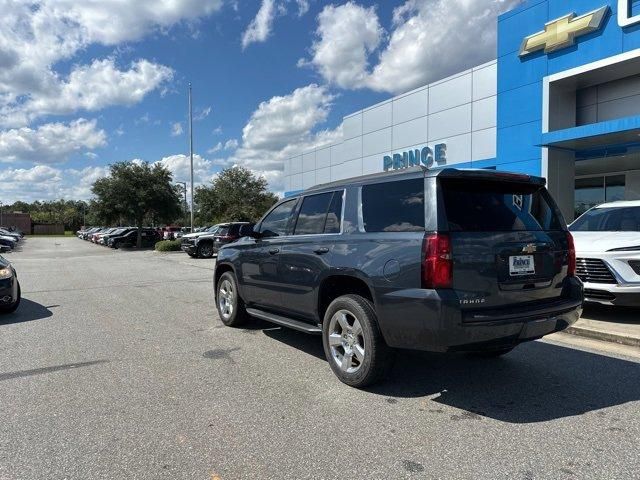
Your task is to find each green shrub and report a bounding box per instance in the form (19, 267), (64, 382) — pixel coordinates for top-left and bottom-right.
(155, 240), (182, 252)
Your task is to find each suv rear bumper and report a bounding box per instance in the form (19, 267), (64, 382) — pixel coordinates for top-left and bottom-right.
(377, 277), (583, 352)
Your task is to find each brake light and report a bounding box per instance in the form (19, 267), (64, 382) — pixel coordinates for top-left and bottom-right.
(422, 233), (453, 289)
(566, 232), (576, 277)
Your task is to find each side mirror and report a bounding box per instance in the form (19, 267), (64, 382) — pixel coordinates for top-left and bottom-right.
(239, 223), (260, 239)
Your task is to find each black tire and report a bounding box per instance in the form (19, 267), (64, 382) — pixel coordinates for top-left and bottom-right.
(469, 347), (515, 358)
(216, 272), (249, 327)
(0, 281), (20, 314)
(322, 294), (393, 388)
(197, 241), (214, 259)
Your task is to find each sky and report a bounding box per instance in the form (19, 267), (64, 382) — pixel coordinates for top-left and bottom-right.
(0, 0), (522, 204)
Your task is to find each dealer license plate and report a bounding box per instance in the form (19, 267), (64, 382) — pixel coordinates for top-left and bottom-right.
(509, 255), (535, 276)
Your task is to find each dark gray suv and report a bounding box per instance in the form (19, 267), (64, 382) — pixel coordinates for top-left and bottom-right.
(214, 167), (583, 387)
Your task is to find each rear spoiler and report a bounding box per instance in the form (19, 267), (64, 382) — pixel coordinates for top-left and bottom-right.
(435, 168), (546, 186)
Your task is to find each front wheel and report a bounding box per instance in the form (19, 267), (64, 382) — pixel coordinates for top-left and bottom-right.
(197, 242), (214, 259)
(322, 294), (393, 388)
(0, 281), (20, 314)
(216, 272), (248, 327)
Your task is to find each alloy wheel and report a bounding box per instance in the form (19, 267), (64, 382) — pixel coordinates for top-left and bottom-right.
(218, 279), (235, 320)
(327, 309), (365, 374)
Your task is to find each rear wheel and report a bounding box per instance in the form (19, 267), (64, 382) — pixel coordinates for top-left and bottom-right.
(216, 272), (248, 327)
(197, 242), (214, 259)
(0, 282), (20, 314)
(322, 294), (393, 388)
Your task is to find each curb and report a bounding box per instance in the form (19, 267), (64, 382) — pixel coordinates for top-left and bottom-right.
(564, 325), (640, 348)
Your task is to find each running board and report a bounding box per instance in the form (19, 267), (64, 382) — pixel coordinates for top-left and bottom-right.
(246, 308), (322, 334)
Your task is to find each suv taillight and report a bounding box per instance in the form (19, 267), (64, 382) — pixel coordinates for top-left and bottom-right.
(422, 233), (453, 289)
(566, 231), (576, 277)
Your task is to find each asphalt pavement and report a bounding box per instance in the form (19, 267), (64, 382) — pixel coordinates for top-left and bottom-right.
(1, 237), (639, 480)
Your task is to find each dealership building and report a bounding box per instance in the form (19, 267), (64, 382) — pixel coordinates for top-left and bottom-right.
(284, 0), (640, 221)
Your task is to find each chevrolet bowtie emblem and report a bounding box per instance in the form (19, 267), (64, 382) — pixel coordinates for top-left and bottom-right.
(519, 6), (610, 57)
(522, 244), (537, 254)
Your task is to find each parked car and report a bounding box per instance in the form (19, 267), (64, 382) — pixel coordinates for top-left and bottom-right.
(213, 167), (583, 387)
(79, 227), (101, 240)
(161, 226), (182, 240)
(91, 228), (117, 243)
(569, 200), (640, 306)
(108, 228), (159, 249)
(0, 228), (22, 241)
(0, 236), (17, 251)
(0, 255), (20, 313)
(182, 222), (249, 258)
(99, 227), (135, 245)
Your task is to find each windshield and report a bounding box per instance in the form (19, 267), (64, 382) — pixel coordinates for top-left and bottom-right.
(570, 206), (640, 232)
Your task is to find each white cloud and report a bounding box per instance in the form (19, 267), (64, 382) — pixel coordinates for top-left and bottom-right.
(1, 59), (173, 127)
(212, 126), (223, 135)
(242, 0), (277, 49)
(303, 0), (520, 95)
(156, 153), (216, 190)
(0, 119), (106, 164)
(0, 164), (111, 203)
(224, 139), (239, 150)
(85, 152), (99, 160)
(367, 0), (520, 94)
(301, 2), (383, 89)
(227, 84), (340, 192)
(171, 122), (184, 137)
(295, 0), (310, 16)
(0, 0), (221, 127)
(195, 106), (212, 121)
(208, 142), (223, 154)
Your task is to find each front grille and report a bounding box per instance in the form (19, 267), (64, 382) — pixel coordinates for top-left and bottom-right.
(584, 289), (616, 302)
(576, 258), (617, 284)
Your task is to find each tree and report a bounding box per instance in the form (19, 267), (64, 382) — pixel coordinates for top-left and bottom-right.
(195, 166), (279, 224)
(91, 161), (182, 247)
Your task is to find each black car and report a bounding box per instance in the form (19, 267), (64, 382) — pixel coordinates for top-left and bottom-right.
(108, 229), (159, 249)
(213, 167), (583, 387)
(181, 222), (249, 258)
(0, 255), (20, 313)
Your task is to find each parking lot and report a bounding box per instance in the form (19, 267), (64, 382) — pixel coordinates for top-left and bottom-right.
(1, 237), (639, 479)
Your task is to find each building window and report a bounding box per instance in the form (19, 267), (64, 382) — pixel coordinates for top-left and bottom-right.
(575, 175), (626, 218)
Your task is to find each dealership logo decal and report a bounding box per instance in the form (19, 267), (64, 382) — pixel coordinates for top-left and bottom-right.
(519, 6), (609, 57)
(383, 144), (446, 172)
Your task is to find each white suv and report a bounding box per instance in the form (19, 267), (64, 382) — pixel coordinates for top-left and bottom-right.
(570, 201), (640, 306)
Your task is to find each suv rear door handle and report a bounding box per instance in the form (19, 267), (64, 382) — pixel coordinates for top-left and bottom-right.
(269, 248), (280, 255)
(313, 247), (329, 255)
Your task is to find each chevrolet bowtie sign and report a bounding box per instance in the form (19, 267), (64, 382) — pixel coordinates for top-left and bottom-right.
(519, 6), (610, 57)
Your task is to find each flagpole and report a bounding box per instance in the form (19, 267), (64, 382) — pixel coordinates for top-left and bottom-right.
(188, 82), (194, 232)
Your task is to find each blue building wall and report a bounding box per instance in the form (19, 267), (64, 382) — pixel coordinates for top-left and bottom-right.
(496, 0), (640, 176)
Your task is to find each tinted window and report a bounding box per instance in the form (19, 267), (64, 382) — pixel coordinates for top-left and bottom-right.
(362, 179), (425, 232)
(260, 199), (297, 237)
(324, 191), (343, 234)
(570, 206), (640, 232)
(441, 179), (563, 232)
(217, 226), (230, 236)
(294, 193), (333, 235)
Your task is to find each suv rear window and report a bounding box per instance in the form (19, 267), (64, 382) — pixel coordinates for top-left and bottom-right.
(441, 179), (563, 232)
(362, 179), (425, 232)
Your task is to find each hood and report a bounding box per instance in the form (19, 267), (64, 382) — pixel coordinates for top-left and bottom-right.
(182, 232), (210, 239)
(571, 231), (640, 253)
